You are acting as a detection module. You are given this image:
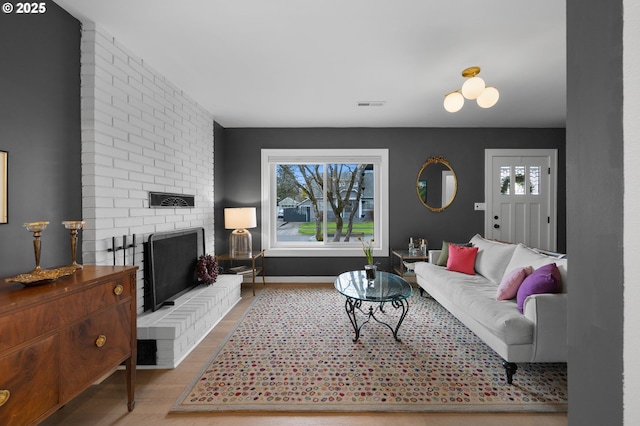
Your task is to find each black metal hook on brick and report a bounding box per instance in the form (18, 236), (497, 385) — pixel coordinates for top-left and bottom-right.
(107, 234), (138, 266)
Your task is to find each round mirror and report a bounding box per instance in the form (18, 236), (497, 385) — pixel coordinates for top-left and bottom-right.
(416, 156), (457, 212)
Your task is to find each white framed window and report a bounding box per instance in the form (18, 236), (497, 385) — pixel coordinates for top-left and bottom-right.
(261, 149), (389, 257)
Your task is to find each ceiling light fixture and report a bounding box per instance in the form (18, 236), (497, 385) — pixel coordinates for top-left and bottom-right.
(443, 67), (499, 113)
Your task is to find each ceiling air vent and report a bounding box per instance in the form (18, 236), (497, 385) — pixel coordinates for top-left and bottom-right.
(357, 101), (386, 107)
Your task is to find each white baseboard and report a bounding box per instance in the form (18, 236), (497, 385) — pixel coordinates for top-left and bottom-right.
(241, 275), (335, 283)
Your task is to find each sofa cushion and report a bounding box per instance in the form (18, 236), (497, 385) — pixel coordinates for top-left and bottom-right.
(504, 244), (568, 293)
(415, 262), (534, 345)
(469, 234), (517, 284)
(446, 245), (478, 275)
(496, 265), (533, 300)
(517, 263), (561, 313)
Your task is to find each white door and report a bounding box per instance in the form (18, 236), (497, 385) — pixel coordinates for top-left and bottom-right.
(485, 149), (557, 251)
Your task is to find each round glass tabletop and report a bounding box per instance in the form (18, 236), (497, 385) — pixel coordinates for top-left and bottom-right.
(334, 270), (412, 302)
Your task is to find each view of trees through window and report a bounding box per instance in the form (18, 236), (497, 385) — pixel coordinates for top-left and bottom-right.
(275, 163), (375, 244)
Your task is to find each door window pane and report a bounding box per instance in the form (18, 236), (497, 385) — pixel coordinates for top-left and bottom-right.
(515, 166), (526, 194)
(500, 166), (510, 195)
(529, 166), (540, 195)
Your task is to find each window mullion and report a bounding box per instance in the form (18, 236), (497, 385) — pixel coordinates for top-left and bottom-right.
(322, 164), (328, 245)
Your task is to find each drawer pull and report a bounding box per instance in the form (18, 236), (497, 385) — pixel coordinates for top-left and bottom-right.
(0, 390), (9, 407)
(95, 335), (107, 348)
(113, 284), (124, 296)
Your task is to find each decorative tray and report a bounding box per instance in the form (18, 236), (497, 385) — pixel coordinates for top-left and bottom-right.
(4, 266), (78, 286)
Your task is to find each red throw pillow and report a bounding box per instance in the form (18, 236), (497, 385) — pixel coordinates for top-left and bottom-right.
(446, 245), (478, 275)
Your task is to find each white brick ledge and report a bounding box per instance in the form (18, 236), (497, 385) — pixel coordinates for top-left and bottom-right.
(137, 274), (242, 369)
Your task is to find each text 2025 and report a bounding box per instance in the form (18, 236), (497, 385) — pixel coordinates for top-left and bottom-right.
(16, 2), (46, 13)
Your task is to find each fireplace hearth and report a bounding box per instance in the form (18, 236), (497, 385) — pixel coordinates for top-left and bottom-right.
(138, 227), (242, 368)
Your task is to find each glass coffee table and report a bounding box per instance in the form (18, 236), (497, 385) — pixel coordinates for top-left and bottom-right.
(334, 270), (412, 342)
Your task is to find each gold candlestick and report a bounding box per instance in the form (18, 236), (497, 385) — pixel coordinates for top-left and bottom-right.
(23, 221), (49, 272)
(62, 221), (86, 270)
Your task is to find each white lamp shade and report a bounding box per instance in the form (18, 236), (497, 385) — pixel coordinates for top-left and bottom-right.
(443, 91), (464, 113)
(476, 86), (500, 108)
(461, 76), (485, 99)
(224, 207), (257, 229)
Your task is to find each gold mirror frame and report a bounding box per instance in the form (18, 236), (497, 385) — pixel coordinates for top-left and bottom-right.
(416, 156), (458, 213)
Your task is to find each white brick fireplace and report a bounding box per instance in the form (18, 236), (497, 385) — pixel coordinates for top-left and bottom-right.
(78, 22), (232, 367)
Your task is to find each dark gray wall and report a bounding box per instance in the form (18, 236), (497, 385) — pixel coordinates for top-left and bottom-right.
(0, 1), (82, 277)
(213, 121), (226, 252)
(567, 0), (624, 424)
(218, 128), (566, 276)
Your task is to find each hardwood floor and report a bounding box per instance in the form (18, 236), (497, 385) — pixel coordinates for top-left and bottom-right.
(42, 283), (567, 426)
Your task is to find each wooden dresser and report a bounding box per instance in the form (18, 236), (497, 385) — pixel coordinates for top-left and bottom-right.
(0, 266), (137, 425)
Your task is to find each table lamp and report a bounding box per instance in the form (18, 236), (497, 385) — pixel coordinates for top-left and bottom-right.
(224, 207), (257, 257)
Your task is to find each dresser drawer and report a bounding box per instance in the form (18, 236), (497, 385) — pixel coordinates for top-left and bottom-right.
(0, 303), (62, 352)
(0, 336), (59, 426)
(0, 276), (130, 353)
(56, 276), (131, 325)
(59, 302), (132, 401)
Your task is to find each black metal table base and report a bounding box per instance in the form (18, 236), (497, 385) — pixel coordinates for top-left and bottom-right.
(344, 297), (409, 342)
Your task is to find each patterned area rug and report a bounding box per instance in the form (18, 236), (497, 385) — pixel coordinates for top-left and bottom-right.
(171, 286), (567, 413)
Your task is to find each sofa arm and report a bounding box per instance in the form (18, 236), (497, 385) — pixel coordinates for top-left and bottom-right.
(523, 293), (568, 362)
(428, 250), (441, 265)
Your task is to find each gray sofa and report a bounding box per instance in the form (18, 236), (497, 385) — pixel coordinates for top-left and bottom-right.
(414, 234), (568, 384)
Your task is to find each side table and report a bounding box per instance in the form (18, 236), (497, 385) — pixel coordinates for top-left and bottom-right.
(391, 249), (429, 283)
(216, 250), (265, 296)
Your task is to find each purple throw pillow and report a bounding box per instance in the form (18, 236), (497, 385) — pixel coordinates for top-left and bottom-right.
(516, 263), (561, 313)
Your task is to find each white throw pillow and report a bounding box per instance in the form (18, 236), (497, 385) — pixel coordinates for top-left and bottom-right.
(469, 234), (517, 284)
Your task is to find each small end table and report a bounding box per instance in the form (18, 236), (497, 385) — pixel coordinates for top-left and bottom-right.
(391, 249), (429, 282)
(216, 250), (265, 296)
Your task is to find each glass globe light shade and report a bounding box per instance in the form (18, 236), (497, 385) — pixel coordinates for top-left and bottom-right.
(461, 76), (485, 99)
(443, 91), (464, 113)
(477, 86), (500, 108)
